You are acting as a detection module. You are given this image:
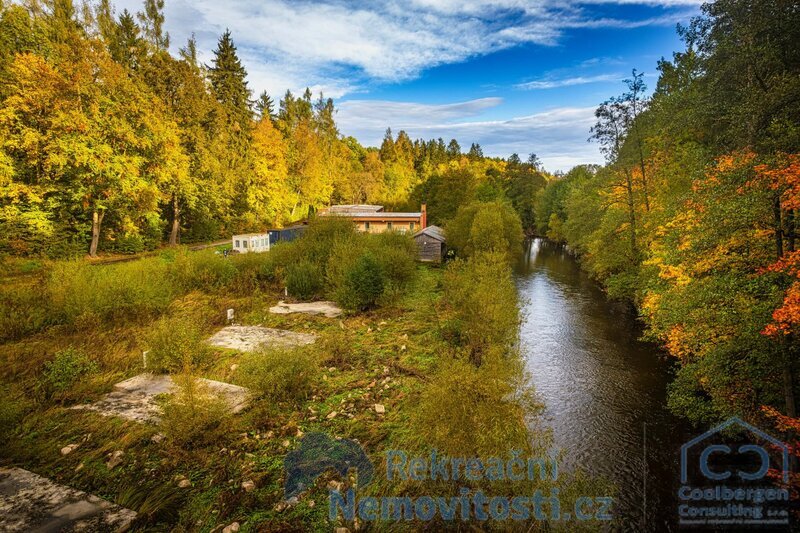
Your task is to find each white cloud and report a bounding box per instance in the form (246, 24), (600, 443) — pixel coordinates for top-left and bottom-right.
(337, 99), (601, 172)
(112, 0), (699, 98)
(516, 73), (623, 89)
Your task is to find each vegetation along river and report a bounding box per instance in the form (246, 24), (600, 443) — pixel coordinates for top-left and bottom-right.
(517, 238), (691, 531)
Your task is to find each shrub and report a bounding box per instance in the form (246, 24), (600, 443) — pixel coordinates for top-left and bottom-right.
(408, 352), (538, 458)
(285, 260), (324, 300)
(145, 315), (211, 373)
(336, 253), (385, 311)
(442, 252), (519, 366)
(49, 258), (175, 324)
(237, 347), (319, 403)
(445, 200), (523, 260)
(160, 374), (231, 447)
(0, 384), (32, 440)
(0, 282), (55, 342)
(41, 348), (98, 397)
(171, 249), (237, 291)
(318, 329), (359, 368)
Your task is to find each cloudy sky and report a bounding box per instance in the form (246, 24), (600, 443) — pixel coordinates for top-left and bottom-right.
(115, 0), (703, 172)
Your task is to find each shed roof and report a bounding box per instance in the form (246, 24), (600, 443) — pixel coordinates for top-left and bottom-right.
(320, 204), (384, 214)
(232, 233), (270, 238)
(413, 225), (445, 242)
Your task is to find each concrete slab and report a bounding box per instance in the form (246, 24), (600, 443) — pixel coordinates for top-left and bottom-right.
(269, 300), (343, 318)
(206, 325), (316, 352)
(0, 467), (136, 532)
(72, 374), (249, 423)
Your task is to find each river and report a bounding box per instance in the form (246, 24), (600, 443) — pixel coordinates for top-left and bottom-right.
(517, 238), (690, 531)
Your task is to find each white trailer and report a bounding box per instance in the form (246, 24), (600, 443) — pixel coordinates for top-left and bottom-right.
(231, 233), (270, 253)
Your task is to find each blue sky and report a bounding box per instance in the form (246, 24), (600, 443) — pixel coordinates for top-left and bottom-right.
(115, 0), (703, 172)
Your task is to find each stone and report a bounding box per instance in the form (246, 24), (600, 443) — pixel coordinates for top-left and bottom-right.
(269, 300), (343, 318)
(308, 500), (315, 508)
(326, 411), (338, 420)
(241, 480), (255, 492)
(282, 440), (290, 448)
(374, 404), (385, 414)
(150, 433), (165, 444)
(60, 444), (79, 456)
(222, 522), (240, 533)
(382, 366), (390, 375)
(230, 364), (239, 372)
(207, 325), (316, 352)
(400, 345), (406, 351)
(328, 367), (336, 372)
(335, 528), (350, 533)
(0, 467), (136, 531)
(178, 479), (191, 488)
(327, 480), (343, 491)
(106, 451), (124, 470)
(72, 373), (250, 423)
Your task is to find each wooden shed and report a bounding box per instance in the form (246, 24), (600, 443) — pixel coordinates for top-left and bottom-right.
(413, 225), (446, 262)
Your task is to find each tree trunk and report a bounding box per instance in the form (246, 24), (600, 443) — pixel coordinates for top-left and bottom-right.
(169, 194), (180, 246)
(89, 209), (104, 257)
(625, 169), (637, 256)
(774, 194), (784, 259)
(638, 144), (650, 213)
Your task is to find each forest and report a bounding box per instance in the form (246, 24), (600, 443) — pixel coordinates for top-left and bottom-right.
(0, 0), (548, 258)
(534, 0), (800, 476)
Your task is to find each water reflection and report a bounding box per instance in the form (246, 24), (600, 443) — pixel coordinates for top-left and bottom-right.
(517, 239), (689, 531)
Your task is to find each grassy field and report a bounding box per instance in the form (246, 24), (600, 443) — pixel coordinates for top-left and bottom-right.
(0, 225), (608, 531)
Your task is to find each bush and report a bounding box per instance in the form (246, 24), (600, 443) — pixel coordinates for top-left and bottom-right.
(0, 384), (32, 440)
(171, 250), (237, 291)
(409, 352), (538, 458)
(442, 252), (519, 366)
(318, 329), (359, 368)
(237, 346), (319, 403)
(285, 260), (324, 300)
(336, 253), (385, 311)
(160, 374), (231, 447)
(49, 258), (175, 324)
(445, 200), (523, 260)
(41, 348), (98, 397)
(145, 315), (211, 373)
(0, 282), (55, 342)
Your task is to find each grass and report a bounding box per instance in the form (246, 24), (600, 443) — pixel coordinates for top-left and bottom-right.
(0, 240), (610, 531)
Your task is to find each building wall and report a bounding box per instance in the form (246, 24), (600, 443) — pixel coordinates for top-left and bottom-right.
(355, 220), (419, 234)
(414, 237), (443, 262)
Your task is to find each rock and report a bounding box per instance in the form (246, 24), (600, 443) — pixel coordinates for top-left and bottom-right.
(326, 411), (338, 420)
(274, 496), (299, 512)
(309, 416), (317, 421)
(308, 500), (315, 508)
(327, 480), (343, 491)
(382, 366), (390, 375)
(106, 450), (124, 470)
(400, 345), (406, 351)
(402, 333), (409, 339)
(282, 440), (290, 448)
(74, 463), (84, 473)
(367, 327), (372, 333)
(241, 480), (255, 492)
(374, 404), (385, 414)
(230, 364), (239, 372)
(379, 321), (387, 326)
(367, 380), (376, 389)
(222, 522), (240, 533)
(151, 433), (165, 444)
(296, 429), (304, 437)
(178, 479), (192, 488)
(328, 367), (336, 372)
(335, 528), (350, 533)
(60, 444), (79, 456)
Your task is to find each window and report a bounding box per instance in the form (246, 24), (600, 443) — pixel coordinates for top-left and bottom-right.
(410, 222), (415, 231)
(243, 240), (248, 248)
(365, 221), (370, 231)
(235, 240), (240, 248)
(387, 222), (393, 231)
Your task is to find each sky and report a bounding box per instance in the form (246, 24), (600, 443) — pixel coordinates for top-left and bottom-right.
(115, 0), (704, 172)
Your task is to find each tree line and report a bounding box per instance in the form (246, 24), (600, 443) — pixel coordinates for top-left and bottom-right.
(535, 0), (800, 458)
(0, 0), (549, 258)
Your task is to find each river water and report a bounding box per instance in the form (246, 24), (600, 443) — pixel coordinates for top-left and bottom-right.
(517, 238), (690, 531)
